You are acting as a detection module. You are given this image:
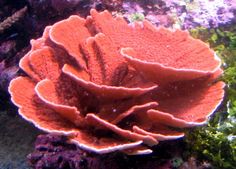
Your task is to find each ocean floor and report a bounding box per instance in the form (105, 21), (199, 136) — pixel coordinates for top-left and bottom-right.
(0, 111), (41, 169)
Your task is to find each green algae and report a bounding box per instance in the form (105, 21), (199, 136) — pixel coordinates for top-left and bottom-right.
(129, 13), (145, 22)
(185, 25), (236, 169)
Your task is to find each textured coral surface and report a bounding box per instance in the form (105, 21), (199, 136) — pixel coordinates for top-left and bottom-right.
(9, 10), (224, 155)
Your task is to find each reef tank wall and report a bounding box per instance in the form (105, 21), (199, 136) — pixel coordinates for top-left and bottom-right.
(0, 0), (235, 169)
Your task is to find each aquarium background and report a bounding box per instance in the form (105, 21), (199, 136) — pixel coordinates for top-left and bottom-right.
(0, 0), (235, 169)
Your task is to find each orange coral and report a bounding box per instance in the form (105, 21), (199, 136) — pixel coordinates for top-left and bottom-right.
(9, 9), (225, 155)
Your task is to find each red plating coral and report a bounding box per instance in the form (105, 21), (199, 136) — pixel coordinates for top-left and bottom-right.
(9, 9), (225, 155)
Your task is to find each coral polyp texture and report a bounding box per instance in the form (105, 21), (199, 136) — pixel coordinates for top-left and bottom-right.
(9, 9), (225, 155)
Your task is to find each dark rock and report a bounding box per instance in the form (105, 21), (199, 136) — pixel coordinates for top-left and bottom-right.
(0, 64), (18, 91)
(28, 134), (122, 169)
(28, 134), (188, 169)
(0, 40), (16, 61)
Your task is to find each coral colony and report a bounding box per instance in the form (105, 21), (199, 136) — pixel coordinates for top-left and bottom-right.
(9, 10), (224, 155)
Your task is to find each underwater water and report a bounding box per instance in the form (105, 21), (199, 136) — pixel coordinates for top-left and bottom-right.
(0, 0), (235, 169)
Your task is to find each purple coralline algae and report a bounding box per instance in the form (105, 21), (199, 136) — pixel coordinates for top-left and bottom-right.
(28, 134), (125, 169)
(179, 0), (236, 28)
(28, 134), (213, 169)
(122, 0), (236, 29)
(28, 134), (189, 169)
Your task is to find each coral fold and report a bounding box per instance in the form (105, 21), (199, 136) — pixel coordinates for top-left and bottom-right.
(9, 9), (225, 154)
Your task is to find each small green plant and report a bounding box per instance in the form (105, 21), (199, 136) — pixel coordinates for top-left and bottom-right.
(171, 157), (183, 168)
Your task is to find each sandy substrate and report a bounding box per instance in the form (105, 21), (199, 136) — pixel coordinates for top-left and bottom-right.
(0, 111), (41, 169)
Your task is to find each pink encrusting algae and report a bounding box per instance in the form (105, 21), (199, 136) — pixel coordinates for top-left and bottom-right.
(9, 9), (225, 155)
